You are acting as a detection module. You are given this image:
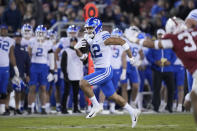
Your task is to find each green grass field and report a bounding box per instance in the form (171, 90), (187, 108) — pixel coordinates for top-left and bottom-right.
(0, 113), (196, 131)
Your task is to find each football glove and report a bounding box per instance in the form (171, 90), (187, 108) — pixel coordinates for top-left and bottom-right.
(74, 39), (87, 49)
(54, 72), (58, 83)
(120, 69), (126, 80)
(47, 73), (54, 82)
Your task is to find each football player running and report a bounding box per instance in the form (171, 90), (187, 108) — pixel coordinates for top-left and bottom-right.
(125, 16), (197, 124)
(74, 17), (140, 128)
(27, 25), (55, 114)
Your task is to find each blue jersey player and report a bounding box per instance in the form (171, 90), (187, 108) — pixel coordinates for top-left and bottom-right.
(74, 17), (140, 128)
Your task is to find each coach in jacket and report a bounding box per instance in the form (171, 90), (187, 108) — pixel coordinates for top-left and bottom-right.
(146, 29), (176, 113)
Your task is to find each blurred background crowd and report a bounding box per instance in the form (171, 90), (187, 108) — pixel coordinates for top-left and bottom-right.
(0, 0), (196, 34)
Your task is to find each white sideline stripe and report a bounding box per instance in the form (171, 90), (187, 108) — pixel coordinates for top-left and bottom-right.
(18, 124), (179, 129)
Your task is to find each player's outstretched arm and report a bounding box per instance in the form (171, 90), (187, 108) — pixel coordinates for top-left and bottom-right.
(136, 39), (163, 49)
(104, 37), (133, 57)
(137, 39), (173, 49)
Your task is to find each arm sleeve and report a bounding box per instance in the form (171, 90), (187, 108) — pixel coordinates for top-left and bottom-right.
(102, 31), (111, 41)
(61, 51), (68, 77)
(161, 39), (174, 49)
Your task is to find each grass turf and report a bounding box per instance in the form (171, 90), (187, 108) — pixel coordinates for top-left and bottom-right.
(0, 113), (195, 131)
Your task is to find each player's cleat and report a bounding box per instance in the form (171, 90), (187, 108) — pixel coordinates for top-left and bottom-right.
(131, 109), (141, 128)
(3, 109), (10, 116)
(41, 108), (47, 115)
(56, 105), (61, 113)
(86, 105), (103, 119)
(14, 109), (23, 115)
(27, 107), (32, 115)
(73, 109), (82, 113)
(61, 108), (69, 114)
(177, 105), (182, 112)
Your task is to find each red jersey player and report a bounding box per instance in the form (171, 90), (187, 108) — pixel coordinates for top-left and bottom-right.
(124, 16), (197, 124)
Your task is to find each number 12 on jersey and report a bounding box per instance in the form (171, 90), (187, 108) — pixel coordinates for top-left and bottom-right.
(90, 44), (102, 58)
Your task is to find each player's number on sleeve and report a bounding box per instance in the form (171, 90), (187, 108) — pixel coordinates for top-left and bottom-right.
(178, 31), (197, 52)
(36, 48), (43, 57)
(91, 44), (102, 58)
(0, 40), (9, 51)
(112, 48), (119, 58)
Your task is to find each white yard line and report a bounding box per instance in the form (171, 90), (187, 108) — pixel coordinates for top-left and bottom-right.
(18, 124), (179, 130)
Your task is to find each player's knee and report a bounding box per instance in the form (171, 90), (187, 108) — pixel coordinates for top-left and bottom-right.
(29, 85), (36, 92)
(178, 86), (184, 92)
(40, 86), (46, 92)
(132, 84), (139, 90)
(79, 80), (89, 89)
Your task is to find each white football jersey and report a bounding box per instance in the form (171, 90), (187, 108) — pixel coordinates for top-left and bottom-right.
(0, 36), (15, 67)
(21, 37), (34, 51)
(64, 47), (84, 80)
(30, 39), (52, 64)
(89, 31), (111, 68)
(110, 45), (123, 69)
(58, 37), (70, 49)
(127, 40), (141, 62)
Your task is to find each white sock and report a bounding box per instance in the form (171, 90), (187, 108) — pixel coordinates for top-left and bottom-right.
(137, 93), (143, 110)
(123, 103), (135, 115)
(173, 102), (177, 109)
(110, 102), (115, 112)
(178, 104), (182, 108)
(42, 105), (46, 109)
(20, 100), (24, 108)
(90, 96), (100, 107)
(56, 103), (60, 107)
(28, 105), (32, 108)
(100, 103), (104, 108)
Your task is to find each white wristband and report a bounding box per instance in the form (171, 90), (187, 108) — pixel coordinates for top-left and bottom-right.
(122, 43), (130, 51)
(139, 39), (145, 46)
(154, 40), (159, 49)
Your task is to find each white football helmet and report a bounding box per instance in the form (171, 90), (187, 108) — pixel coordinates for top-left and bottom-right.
(165, 17), (187, 34)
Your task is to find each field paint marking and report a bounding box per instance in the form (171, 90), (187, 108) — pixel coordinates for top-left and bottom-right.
(19, 124), (179, 130)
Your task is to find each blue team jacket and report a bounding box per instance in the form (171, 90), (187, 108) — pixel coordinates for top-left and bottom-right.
(146, 48), (176, 72)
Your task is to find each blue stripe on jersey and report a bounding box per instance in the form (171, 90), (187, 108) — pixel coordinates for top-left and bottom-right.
(58, 43), (63, 49)
(191, 14), (197, 19)
(102, 34), (110, 40)
(102, 33), (110, 38)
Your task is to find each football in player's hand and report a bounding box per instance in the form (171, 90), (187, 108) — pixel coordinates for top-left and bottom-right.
(79, 39), (89, 53)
